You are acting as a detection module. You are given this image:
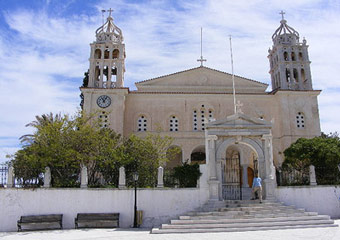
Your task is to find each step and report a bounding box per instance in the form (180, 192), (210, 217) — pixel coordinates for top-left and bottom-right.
(223, 200), (276, 204)
(219, 205), (297, 211)
(171, 215), (330, 225)
(186, 208), (305, 217)
(161, 219), (335, 229)
(151, 223), (338, 234)
(179, 211), (318, 220)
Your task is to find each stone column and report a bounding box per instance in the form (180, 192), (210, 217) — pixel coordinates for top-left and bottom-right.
(157, 166), (164, 188)
(205, 134), (219, 200)
(118, 166), (126, 189)
(309, 165), (317, 186)
(44, 167), (51, 188)
(80, 166), (88, 189)
(107, 63), (112, 87)
(242, 164), (249, 188)
(99, 64), (104, 88)
(7, 166), (14, 188)
(262, 133), (276, 200)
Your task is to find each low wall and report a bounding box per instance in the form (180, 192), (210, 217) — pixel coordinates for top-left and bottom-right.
(0, 187), (209, 232)
(275, 185), (340, 219)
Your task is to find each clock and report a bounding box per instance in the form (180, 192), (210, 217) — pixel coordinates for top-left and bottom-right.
(97, 95), (111, 108)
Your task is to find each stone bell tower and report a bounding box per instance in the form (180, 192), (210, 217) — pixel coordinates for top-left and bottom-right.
(88, 10), (125, 88)
(268, 12), (312, 91)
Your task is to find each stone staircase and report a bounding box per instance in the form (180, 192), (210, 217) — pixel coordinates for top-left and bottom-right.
(151, 200), (338, 234)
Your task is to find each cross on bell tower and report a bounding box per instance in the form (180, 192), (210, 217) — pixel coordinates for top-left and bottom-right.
(107, 8), (114, 17)
(279, 10), (285, 20)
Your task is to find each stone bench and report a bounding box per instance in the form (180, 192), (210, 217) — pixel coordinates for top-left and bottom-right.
(17, 214), (63, 231)
(75, 213), (119, 229)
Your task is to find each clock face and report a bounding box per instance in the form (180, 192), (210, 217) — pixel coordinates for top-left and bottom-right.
(97, 95), (111, 108)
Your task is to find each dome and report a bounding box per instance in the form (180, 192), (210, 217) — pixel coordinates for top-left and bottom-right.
(95, 16), (123, 43)
(272, 19), (299, 43)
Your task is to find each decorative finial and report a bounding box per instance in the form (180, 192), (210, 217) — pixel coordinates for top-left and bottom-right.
(279, 10), (285, 20)
(197, 27), (207, 67)
(101, 10), (106, 25)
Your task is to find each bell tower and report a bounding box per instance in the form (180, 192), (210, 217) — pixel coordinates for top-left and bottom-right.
(268, 12), (312, 91)
(88, 10), (125, 88)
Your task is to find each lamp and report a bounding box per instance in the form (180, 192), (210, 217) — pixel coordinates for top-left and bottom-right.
(133, 172), (139, 181)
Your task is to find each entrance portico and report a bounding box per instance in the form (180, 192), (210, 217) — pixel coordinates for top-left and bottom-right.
(205, 113), (276, 201)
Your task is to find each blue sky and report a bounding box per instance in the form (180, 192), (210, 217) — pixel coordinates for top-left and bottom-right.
(1, 0), (340, 162)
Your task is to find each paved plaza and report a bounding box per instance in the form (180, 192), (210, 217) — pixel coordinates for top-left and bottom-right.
(1, 220), (339, 240)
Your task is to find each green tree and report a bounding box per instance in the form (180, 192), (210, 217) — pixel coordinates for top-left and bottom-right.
(172, 163), (202, 188)
(11, 112), (176, 188)
(283, 132), (340, 184)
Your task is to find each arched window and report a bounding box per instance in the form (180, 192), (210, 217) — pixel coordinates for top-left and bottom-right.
(293, 68), (299, 82)
(103, 66), (108, 88)
(301, 69), (306, 82)
(291, 52), (296, 61)
(104, 48), (110, 59)
(284, 52), (289, 61)
(286, 68), (291, 82)
(99, 111), (108, 128)
(193, 105), (214, 131)
(299, 52), (303, 61)
(137, 115), (147, 132)
(193, 110), (198, 131)
(95, 66), (100, 87)
(94, 49), (101, 59)
(201, 108), (205, 130)
(112, 49), (119, 59)
(296, 112), (305, 128)
(169, 116), (178, 132)
(191, 145), (206, 164)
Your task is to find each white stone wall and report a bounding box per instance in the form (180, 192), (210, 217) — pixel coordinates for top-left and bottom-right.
(0, 187), (209, 232)
(275, 186), (340, 219)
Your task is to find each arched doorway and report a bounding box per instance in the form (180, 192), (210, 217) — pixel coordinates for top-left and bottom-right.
(190, 146), (206, 164)
(165, 146), (182, 169)
(219, 142), (260, 200)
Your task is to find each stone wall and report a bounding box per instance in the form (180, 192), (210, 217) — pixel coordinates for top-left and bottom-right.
(275, 185), (340, 219)
(0, 187), (209, 232)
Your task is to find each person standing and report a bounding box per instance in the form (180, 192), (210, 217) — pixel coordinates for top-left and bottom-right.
(251, 173), (262, 203)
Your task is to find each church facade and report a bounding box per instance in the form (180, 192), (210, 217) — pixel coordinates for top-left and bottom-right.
(81, 14), (321, 200)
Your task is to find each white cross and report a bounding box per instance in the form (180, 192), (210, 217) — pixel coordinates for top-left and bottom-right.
(235, 100), (243, 114)
(279, 10), (285, 20)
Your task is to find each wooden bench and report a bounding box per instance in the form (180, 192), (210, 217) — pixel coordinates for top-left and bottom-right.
(17, 214), (63, 232)
(75, 213), (119, 229)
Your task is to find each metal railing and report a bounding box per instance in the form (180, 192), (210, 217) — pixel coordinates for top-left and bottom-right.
(276, 167), (309, 186)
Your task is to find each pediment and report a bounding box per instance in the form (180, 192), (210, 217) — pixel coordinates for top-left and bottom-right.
(135, 66), (268, 93)
(207, 113), (272, 130)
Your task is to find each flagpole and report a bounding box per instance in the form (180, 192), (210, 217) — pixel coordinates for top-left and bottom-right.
(229, 35), (236, 114)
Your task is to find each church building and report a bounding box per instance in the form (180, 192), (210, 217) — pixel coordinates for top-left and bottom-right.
(81, 13), (321, 200)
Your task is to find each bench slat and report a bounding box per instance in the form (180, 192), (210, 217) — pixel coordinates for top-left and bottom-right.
(75, 213), (119, 229)
(19, 214), (62, 223)
(17, 214), (63, 232)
